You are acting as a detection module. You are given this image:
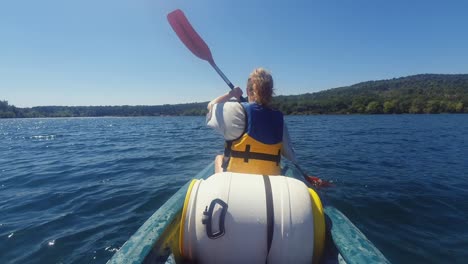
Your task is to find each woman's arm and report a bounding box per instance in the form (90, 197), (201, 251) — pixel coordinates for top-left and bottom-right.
(207, 87), (243, 112)
(206, 101), (246, 140)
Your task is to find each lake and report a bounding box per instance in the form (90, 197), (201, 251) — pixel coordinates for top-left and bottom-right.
(1, 115), (467, 263)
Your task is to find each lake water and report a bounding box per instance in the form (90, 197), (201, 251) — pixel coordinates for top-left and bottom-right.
(1, 115), (467, 263)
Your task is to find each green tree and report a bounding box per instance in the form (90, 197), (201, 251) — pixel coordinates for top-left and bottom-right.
(0, 100), (8, 111)
(366, 101), (382, 114)
(409, 98), (425, 114)
(455, 102), (464, 113)
(424, 100), (440, 113)
(383, 100), (397, 114)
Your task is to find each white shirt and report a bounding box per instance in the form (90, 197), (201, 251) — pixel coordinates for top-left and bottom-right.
(206, 101), (298, 163)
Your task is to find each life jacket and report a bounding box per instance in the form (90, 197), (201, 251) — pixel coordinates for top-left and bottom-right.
(223, 102), (283, 175)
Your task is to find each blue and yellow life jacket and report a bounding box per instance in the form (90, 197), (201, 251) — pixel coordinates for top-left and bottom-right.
(223, 103), (283, 175)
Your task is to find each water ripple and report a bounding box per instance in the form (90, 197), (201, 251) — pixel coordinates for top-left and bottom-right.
(1, 115), (467, 263)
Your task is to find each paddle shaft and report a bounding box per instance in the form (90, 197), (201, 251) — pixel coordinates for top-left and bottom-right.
(209, 62), (234, 90)
(294, 163), (308, 178)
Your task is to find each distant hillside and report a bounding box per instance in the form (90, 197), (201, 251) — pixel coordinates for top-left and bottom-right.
(1, 74), (467, 118)
(0, 101), (208, 118)
(271, 74), (468, 114)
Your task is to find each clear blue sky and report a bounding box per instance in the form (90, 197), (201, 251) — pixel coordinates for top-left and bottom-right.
(1, 0), (467, 107)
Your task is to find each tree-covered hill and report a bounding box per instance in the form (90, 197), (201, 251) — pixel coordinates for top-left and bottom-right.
(271, 74), (468, 114)
(1, 74), (467, 118)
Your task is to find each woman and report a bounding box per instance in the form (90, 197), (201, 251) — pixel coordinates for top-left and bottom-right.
(206, 68), (297, 174)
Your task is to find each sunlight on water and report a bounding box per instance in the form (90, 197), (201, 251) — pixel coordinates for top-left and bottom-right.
(0, 115), (467, 264)
(30, 135), (56, 140)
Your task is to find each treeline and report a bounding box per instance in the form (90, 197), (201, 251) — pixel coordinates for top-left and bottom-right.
(271, 74), (468, 114)
(1, 74), (468, 118)
(0, 100), (20, 118)
(0, 101), (208, 118)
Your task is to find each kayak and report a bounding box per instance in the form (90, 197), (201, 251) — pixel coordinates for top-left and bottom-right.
(107, 162), (390, 264)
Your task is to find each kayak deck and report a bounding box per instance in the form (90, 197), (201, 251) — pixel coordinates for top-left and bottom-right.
(107, 162), (389, 264)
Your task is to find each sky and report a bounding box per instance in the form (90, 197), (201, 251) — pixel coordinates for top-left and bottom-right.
(1, 0), (467, 107)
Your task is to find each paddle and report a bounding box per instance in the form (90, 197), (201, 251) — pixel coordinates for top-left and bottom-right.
(294, 163), (333, 188)
(167, 9), (331, 188)
(167, 9), (247, 102)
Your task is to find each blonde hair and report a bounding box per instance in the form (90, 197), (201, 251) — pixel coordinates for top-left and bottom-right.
(247, 68), (274, 106)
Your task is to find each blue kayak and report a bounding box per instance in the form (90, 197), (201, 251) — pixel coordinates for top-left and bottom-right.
(107, 162), (390, 264)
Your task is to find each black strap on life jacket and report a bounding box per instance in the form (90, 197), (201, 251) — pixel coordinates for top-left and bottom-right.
(222, 104), (247, 172)
(229, 145), (281, 166)
(222, 141), (233, 172)
(263, 175), (274, 263)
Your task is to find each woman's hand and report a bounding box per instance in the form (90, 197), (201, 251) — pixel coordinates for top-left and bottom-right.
(207, 87), (244, 111)
(229, 87), (243, 101)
